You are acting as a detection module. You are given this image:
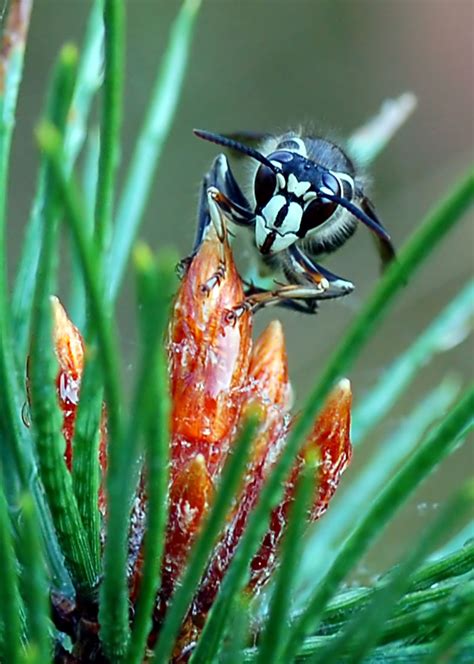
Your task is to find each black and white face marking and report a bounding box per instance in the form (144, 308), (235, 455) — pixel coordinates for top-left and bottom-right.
(193, 128), (392, 264)
(253, 148), (355, 255)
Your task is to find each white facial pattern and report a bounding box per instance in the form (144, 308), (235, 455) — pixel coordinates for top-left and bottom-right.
(254, 144), (355, 255)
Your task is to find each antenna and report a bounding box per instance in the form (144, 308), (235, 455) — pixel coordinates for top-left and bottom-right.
(194, 129), (280, 173)
(320, 191), (392, 242)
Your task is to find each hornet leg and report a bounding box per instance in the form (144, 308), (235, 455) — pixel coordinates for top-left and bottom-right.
(177, 153), (254, 279)
(229, 245), (354, 318)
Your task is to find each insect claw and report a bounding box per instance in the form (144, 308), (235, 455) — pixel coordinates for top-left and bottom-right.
(199, 260), (227, 296)
(319, 277), (330, 291)
(199, 282), (211, 296)
(224, 309), (238, 326)
(223, 299), (253, 326)
(207, 187), (228, 242)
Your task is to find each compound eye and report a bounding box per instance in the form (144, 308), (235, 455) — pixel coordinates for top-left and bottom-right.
(321, 172), (341, 199)
(254, 164), (277, 208)
(300, 198), (338, 234)
(298, 171), (341, 234)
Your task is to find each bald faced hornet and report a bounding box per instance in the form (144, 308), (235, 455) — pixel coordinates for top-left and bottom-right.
(187, 129), (395, 317)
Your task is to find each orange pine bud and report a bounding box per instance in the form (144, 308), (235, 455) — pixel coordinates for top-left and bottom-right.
(169, 228), (252, 477)
(247, 320), (291, 413)
(246, 320), (292, 465)
(248, 378), (352, 592)
(190, 321), (293, 621)
(49, 297), (107, 482)
(51, 296), (85, 469)
(156, 454), (214, 622)
(307, 378), (352, 519)
(157, 228), (252, 623)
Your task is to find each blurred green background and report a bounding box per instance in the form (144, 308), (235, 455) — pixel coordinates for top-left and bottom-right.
(8, 0), (474, 574)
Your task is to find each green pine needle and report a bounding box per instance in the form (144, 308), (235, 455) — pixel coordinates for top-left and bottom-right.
(352, 279), (474, 444)
(71, 356), (103, 574)
(256, 458), (316, 664)
(314, 481), (474, 663)
(126, 249), (176, 664)
(95, 0), (124, 253)
(106, 0), (202, 303)
(0, 484), (23, 664)
(18, 494), (53, 664)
